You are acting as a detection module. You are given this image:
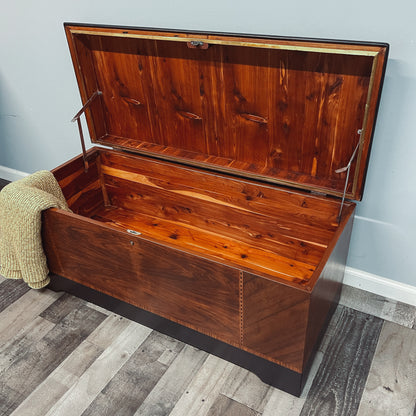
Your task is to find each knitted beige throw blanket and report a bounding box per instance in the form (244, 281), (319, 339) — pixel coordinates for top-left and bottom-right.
(0, 170), (70, 289)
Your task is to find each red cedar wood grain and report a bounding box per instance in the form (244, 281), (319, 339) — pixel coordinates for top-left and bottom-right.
(64, 24), (387, 200)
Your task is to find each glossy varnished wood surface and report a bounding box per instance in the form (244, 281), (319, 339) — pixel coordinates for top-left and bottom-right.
(65, 24), (388, 199)
(303, 213), (354, 367)
(243, 273), (310, 372)
(42, 209), (241, 346)
(51, 148), (354, 287)
(43, 147), (356, 391)
(52, 150), (104, 215)
(99, 151), (343, 227)
(241, 212), (353, 375)
(89, 206), (317, 283)
(47, 274), (306, 395)
(44, 148), (355, 383)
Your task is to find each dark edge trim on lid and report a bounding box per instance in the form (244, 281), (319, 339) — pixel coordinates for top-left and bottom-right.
(63, 21), (389, 49)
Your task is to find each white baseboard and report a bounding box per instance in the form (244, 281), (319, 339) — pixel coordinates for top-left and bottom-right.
(344, 266), (416, 306)
(0, 165), (29, 182)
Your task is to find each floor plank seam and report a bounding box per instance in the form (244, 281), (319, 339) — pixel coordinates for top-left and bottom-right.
(219, 392), (262, 414)
(2, 276), (416, 416)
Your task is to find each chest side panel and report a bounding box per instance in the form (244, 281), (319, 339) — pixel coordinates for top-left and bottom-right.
(242, 272), (310, 373)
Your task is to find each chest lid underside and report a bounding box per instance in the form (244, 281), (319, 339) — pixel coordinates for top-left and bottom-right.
(64, 23), (388, 200)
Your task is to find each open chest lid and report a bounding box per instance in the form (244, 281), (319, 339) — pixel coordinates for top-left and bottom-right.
(65, 23), (388, 200)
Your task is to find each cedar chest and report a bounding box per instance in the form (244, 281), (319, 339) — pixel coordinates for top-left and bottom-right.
(42, 23), (388, 396)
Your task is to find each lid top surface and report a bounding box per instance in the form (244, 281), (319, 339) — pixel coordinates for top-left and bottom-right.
(65, 23), (388, 199)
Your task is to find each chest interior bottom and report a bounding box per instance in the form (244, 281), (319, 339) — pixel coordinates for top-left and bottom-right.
(54, 148), (352, 287)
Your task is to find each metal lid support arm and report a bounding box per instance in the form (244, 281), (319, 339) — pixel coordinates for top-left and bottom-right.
(71, 90), (103, 172)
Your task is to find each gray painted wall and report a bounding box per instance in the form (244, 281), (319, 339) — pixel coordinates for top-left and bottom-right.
(1, 1), (415, 287)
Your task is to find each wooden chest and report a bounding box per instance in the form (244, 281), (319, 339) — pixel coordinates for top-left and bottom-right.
(42, 23), (388, 396)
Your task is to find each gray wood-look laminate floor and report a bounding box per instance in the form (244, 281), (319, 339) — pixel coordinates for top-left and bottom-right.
(0, 276), (415, 416)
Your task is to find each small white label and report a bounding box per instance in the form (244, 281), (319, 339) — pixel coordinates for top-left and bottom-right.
(127, 229), (141, 236)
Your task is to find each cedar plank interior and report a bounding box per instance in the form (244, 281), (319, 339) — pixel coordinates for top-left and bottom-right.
(54, 148), (353, 286)
(66, 26), (387, 200)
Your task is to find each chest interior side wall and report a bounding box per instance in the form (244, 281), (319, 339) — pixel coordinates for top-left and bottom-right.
(52, 148), (350, 287)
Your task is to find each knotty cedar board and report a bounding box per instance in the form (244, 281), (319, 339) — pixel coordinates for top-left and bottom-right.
(43, 147), (355, 396)
(64, 24), (387, 201)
